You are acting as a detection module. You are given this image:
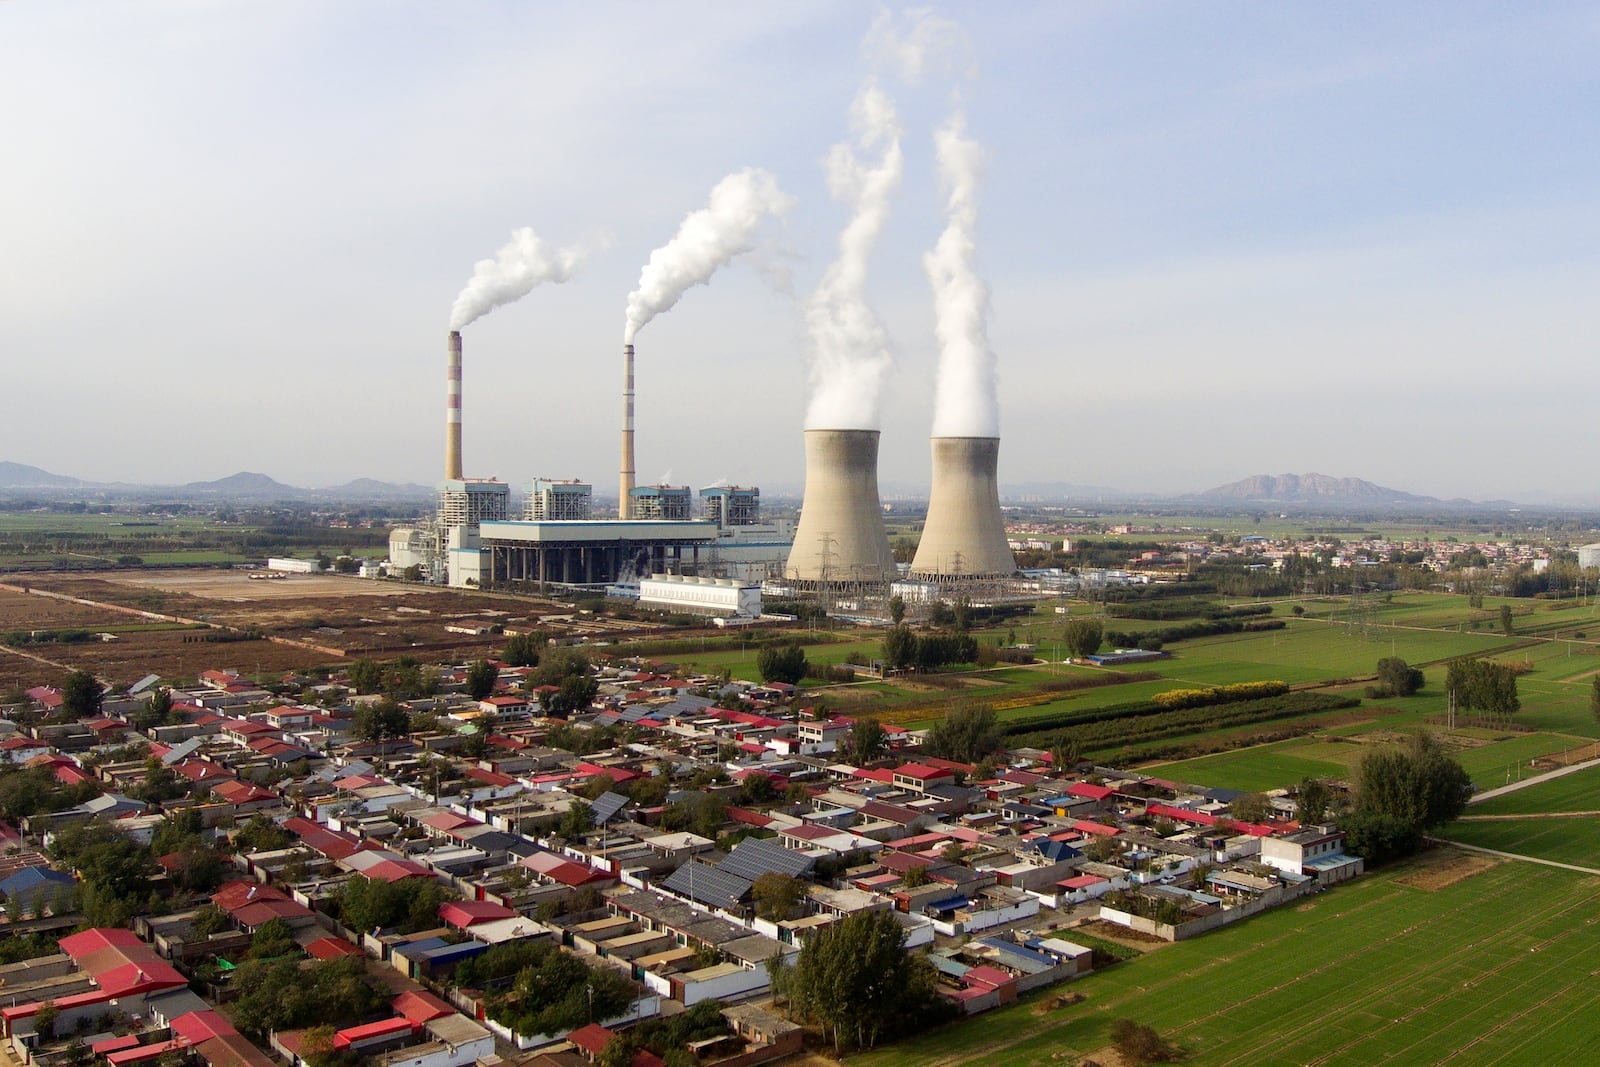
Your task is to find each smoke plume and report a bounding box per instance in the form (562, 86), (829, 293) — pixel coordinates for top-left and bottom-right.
(624, 168), (792, 344)
(803, 83), (904, 430)
(926, 112), (999, 438)
(449, 228), (588, 331)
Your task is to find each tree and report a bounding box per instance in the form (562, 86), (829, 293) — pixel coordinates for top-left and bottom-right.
(1591, 675), (1600, 725)
(557, 801), (595, 840)
(1296, 777), (1332, 825)
(888, 596), (906, 624)
(333, 875), (450, 934)
(1228, 792), (1272, 823)
(1500, 603), (1515, 635)
(352, 698), (410, 746)
(924, 700), (1002, 764)
(1346, 732), (1472, 865)
(61, 670), (103, 718)
(465, 660), (498, 701)
(531, 647), (590, 688)
(788, 908), (938, 1052)
(842, 717), (888, 767)
(752, 872), (806, 921)
(882, 626), (917, 672)
(502, 632), (542, 668)
(1050, 737), (1081, 774)
(900, 864), (929, 888)
(1376, 657), (1424, 697)
(545, 674), (599, 716)
(757, 643), (808, 685)
(133, 687), (175, 730)
(34, 1000), (57, 1040)
(247, 917), (297, 959)
(347, 659), (383, 695)
(1062, 618), (1104, 659)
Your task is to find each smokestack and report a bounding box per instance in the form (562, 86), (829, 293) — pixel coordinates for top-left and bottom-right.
(910, 436), (1016, 579)
(619, 343), (635, 519)
(445, 331), (463, 481)
(787, 430), (896, 583)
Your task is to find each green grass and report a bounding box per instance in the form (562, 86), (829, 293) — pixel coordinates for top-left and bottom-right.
(1443, 818), (1600, 869)
(1149, 740), (1351, 792)
(1473, 764), (1600, 816)
(857, 859), (1600, 1066)
(1449, 733), (1579, 790)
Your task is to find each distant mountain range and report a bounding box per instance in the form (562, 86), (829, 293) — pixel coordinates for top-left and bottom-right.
(0, 462), (434, 502)
(1195, 472), (1511, 510)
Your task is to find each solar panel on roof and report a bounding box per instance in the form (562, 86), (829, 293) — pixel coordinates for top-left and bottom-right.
(589, 791), (630, 826)
(718, 837), (814, 882)
(661, 861), (752, 910)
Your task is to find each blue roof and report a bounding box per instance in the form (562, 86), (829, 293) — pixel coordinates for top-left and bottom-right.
(0, 867), (74, 897)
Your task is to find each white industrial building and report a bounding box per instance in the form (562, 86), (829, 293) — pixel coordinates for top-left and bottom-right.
(1579, 543), (1600, 570)
(266, 557), (319, 574)
(639, 574), (761, 618)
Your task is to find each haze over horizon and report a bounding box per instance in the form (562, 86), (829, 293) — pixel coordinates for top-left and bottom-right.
(4, 3), (1598, 504)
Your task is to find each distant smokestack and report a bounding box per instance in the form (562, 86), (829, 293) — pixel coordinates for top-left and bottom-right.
(619, 343), (636, 519)
(787, 429), (896, 583)
(910, 436), (1016, 579)
(445, 331), (463, 481)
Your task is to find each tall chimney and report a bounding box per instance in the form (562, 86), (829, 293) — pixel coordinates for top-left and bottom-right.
(787, 429), (896, 583)
(910, 436), (1016, 579)
(445, 331), (463, 481)
(619, 343), (636, 519)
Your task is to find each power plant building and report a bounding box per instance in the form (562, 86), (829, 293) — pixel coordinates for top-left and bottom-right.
(628, 484), (693, 521)
(702, 486), (761, 528)
(638, 574), (761, 618)
(525, 479), (592, 521)
(1579, 544), (1600, 570)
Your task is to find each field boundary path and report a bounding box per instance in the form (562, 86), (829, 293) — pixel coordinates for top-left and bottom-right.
(1468, 754), (1600, 805)
(1428, 838), (1600, 876)
(1459, 811), (1600, 821)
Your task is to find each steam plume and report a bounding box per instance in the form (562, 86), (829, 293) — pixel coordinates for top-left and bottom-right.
(803, 83), (904, 430)
(926, 112), (998, 438)
(624, 168), (792, 344)
(449, 228), (588, 331)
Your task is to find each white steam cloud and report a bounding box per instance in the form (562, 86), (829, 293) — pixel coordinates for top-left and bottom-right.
(624, 168), (792, 344)
(926, 112), (998, 438)
(803, 83), (904, 430)
(449, 228), (589, 331)
(864, 7), (971, 84)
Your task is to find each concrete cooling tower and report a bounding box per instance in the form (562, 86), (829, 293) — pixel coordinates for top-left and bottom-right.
(787, 429), (896, 584)
(910, 436), (1016, 579)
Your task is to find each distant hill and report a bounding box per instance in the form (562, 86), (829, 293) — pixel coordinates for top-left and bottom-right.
(1197, 472), (1437, 506)
(0, 461), (82, 488)
(180, 471), (300, 496)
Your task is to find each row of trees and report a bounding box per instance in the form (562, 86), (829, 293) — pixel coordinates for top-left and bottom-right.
(1445, 658), (1521, 719)
(882, 627), (979, 673)
(1344, 732), (1473, 865)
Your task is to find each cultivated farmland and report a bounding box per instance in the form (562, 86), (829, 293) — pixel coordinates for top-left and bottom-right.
(854, 855), (1600, 1066)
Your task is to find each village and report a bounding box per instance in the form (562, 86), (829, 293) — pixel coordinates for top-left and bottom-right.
(0, 636), (1371, 1067)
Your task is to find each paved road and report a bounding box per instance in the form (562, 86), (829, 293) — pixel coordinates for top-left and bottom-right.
(1468, 755), (1600, 805)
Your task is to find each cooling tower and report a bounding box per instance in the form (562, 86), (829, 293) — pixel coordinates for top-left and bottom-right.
(445, 331), (463, 481)
(910, 436), (1016, 579)
(787, 429), (896, 584)
(619, 343), (635, 519)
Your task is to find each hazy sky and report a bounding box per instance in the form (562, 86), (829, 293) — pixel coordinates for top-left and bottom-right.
(5, 3), (1598, 503)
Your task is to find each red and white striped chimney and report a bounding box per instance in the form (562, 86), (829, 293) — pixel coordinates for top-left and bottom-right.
(445, 331), (463, 481)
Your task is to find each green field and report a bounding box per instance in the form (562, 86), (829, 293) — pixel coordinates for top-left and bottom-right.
(1473, 765), (1600, 816)
(1444, 818), (1600, 869)
(857, 858), (1600, 1066)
